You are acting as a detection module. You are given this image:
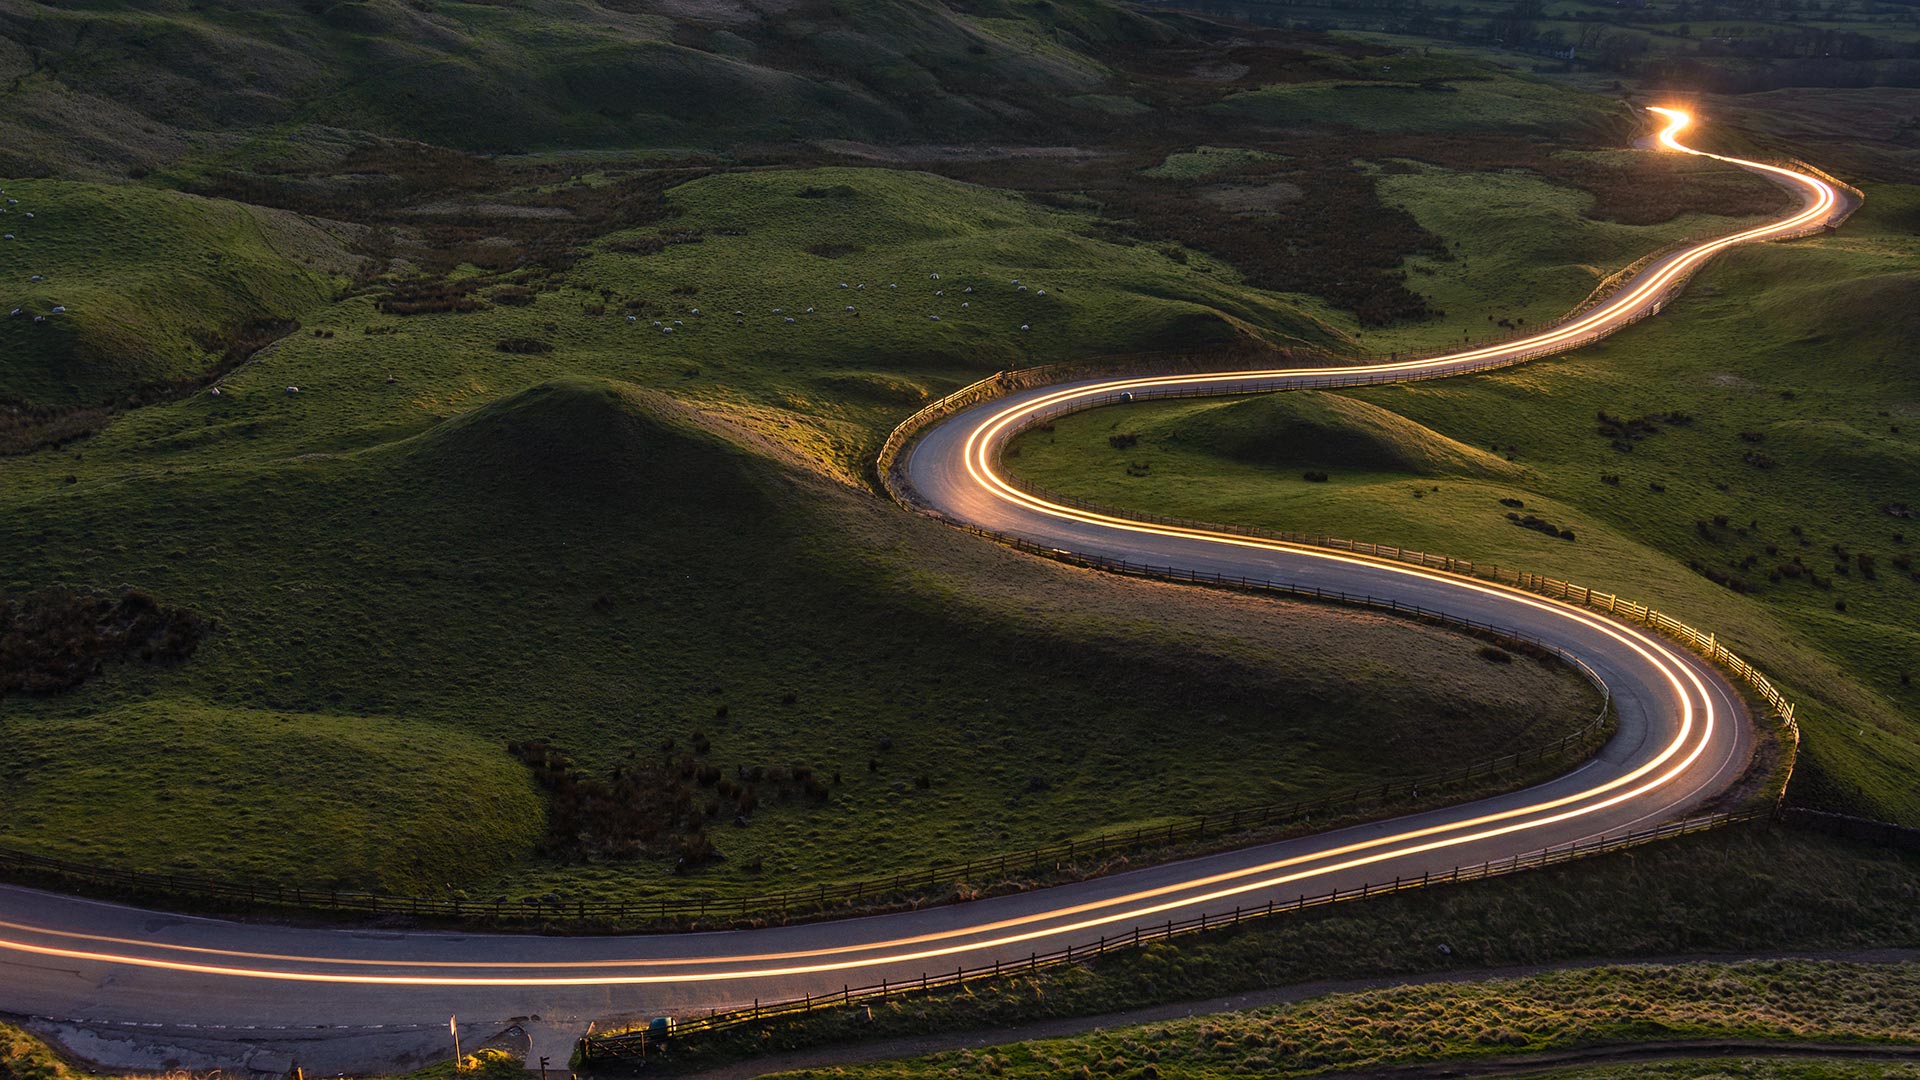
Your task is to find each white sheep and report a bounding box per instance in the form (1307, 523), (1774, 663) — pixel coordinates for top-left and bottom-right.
(663, 326), (675, 333)
(805, 307), (815, 314)
(50, 305), (65, 314)
(935, 290), (944, 297)
(284, 385), (300, 395)
(1017, 285), (1028, 292)
(22, 212), (32, 219)
(772, 308), (783, 314)
(32, 315), (45, 324)
(1020, 324), (1030, 331)
(784, 316), (796, 323)
(930, 273), (940, 280)
(653, 321), (663, 327)
(964, 287), (973, 294)
(734, 310), (746, 317)
(839, 283), (849, 289)
(29, 274), (42, 282)
(1037, 290), (1047, 296)
(961, 302), (969, 309)
(209, 387), (222, 397)
(7, 308), (18, 318)
(844, 305), (855, 312)
(672, 319), (683, 326)
(626, 315), (637, 323)
(3, 235), (13, 242)
(888, 283), (897, 289)
(928, 315), (940, 321)
(690, 308), (700, 315)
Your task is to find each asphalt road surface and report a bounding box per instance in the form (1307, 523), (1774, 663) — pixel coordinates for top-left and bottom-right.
(0, 109), (1851, 1074)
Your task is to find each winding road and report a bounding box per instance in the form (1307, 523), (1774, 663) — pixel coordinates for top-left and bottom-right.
(0, 109), (1854, 1074)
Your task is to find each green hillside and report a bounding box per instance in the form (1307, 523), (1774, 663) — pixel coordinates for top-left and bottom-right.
(0, 178), (352, 410)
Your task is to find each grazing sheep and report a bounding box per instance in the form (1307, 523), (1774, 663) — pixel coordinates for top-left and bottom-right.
(844, 305), (855, 312)
(805, 307), (815, 314)
(7, 308), (18, 318)
(784, 316), (796, 323)
(284, 386), (300, 395)
(1017, 285), (1028, 292)
(3, 235), (14, 242)
(50, 305), (64, 314)
(856, 284), (865, 290)
(653, 321), (663, 328)
(734, 310), (745, 317)
(29, 274), (42, 282)
(672, 320), (683, 326)
(663, 326), (675, 334)
(626, 315), (637, 323)
(839, 283), (849, 289)
(935, 290), (944, 297)
(209, 387), (222, 397)
(930, 273), (940, 280)
(1011, 278), (1021, 285)
(961, 302), (969, 309)
(928, 314), (940, 321)
(1020, 324), (1030, 331)
(1037, 290), (1047, 297)
(690, 308), (700, 315)
(888, 283), (897, 290)
(22, 212), (31, 219)
(32, 315), (46, 324)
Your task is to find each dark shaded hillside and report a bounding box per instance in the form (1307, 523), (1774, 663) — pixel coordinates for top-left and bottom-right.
(0, 0), (1183, 174)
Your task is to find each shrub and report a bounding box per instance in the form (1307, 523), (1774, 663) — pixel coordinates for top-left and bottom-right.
(1303, 471), (1330, 482)
(1108, 433), (1141, 450)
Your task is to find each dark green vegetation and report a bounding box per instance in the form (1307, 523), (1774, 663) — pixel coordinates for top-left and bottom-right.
(637, 827), (1920, 1072)
(1010, 177), (1920, 827)
(0, 0), (1684, 900)
(0, 0), (1910, 902)
(766, 959), (1920, 1079)
(0, 372), (1597, 898)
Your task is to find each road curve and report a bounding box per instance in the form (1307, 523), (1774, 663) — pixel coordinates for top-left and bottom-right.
(0, 110), (1848, 1072)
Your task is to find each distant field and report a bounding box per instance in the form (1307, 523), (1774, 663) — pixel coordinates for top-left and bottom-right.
(1009, 184), (1920, 826)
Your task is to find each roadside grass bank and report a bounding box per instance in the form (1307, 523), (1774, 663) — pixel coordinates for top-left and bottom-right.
(745, 959), (1920, 1080)
(600, 827), (1920, 1071)
(1006, 182), (1920, 827)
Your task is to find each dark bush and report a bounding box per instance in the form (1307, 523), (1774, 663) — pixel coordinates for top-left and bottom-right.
(1, 587), (208, 697)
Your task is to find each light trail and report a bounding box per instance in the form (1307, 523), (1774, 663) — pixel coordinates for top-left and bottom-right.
(0, 109), (1842, 998)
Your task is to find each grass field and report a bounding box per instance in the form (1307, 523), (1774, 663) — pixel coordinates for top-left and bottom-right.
(0, 369), (1596, 900)
(771, 959), (1920, 1079)
(1008, 179), (1920, 827)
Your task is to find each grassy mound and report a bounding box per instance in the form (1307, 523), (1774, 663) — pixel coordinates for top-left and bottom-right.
(1156, 391), (1528, 479)
(394, 377), (765, 510)
(0, 700), (543, 893)
(0, 179), (353, 409)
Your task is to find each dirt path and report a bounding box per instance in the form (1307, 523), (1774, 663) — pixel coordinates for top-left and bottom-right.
(672, 947), (1920, 1079)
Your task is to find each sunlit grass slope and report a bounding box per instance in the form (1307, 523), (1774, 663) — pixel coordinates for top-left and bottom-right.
(0, 178), (352, 407)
